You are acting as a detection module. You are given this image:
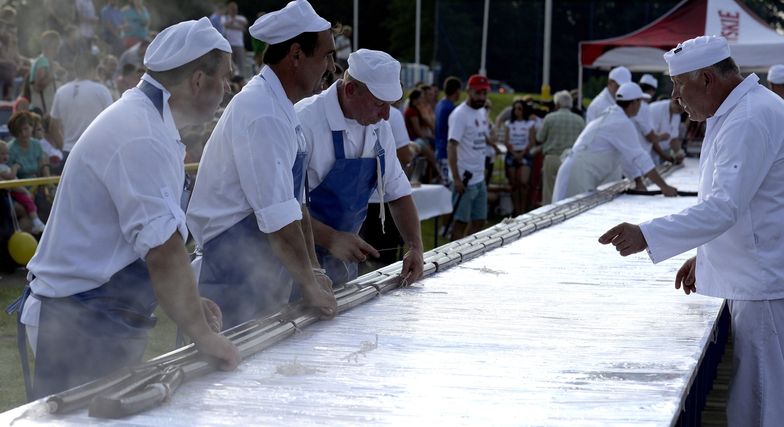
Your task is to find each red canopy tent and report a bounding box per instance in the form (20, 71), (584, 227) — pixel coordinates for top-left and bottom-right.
(578, 0), (784, 97)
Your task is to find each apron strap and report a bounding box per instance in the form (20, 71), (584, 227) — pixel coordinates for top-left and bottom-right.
(331, 131), (345, 160)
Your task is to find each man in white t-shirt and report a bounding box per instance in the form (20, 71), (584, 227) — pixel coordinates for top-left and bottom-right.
(767, 64), (784, 99)
(50, 52), (114, 163)
(447, 74), (492, 241)
(222, 2), (248, 77)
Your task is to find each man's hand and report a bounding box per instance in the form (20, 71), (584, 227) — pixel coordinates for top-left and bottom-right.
(454, 179), (465, 194)
(201, 297), (223, 332)
(301, 278), (337, 320)
(400, 248), (424, 286)
(675, 256), (697, 295)
(327, 231), (380, 263)
(660, 184), (678, 197)
(598, 222), (648, 256)
(192, 331), (241, 371)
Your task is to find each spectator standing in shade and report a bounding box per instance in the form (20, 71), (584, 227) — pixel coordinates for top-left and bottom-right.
(209, 3), (226, 36)
(536, 90), (584, 205)
(50, 53), (114, 165)
(122, 0), (150, 48)
(58, 25), (88, 80)
(503, 100), (537, 214)
(768, 64), (784, 99)
(434, 76), (462, 184)
(447, 74), (493, 241)
(100, 0), (126, 56)
(27, 31), (61, 115)
(222, 2), (248, 77)
(334, 25), (351, 70)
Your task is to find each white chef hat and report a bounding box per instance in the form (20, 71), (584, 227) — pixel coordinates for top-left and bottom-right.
(639, 73), (658, 88)
(347, 49), (402, 102)
(608, 66), (631, 85)
(615, 82), (651, 101)
(144, 17), (230, 72)
(249, 0), (330, 44)
(767, 64), (784, 85)
(664, 35), (731, 77)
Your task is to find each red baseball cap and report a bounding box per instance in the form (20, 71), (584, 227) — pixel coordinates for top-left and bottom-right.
(467, 74), (490, 91)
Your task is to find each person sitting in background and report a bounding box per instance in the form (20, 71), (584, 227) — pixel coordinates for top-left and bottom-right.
(553, 83), (676, 202)
(7, 111), (49, 179)
(503, 100), (537, 215)
(0, 141), (45, 233)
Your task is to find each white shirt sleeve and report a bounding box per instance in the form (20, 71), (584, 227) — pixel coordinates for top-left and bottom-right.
(102, 138), (187, 259)
(233, 115), (303, 233)
(448, 109), (466, 143)
(640, 119), (773, 263)
(607, 121), (654, 178)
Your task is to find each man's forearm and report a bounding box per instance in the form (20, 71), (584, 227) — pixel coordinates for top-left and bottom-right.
(301, 206), (320, 267)
(268, 221), (319, 289)
(146, 233), (212, 340)
(389, 195), (423, 251)
(447, 141), (460, 180)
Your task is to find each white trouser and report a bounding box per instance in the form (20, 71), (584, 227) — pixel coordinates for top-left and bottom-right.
(552, 149), (619, 202)
(727, 299), (784, 427)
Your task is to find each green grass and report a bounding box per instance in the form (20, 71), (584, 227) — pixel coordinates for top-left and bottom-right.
(0, 283), (178, 413)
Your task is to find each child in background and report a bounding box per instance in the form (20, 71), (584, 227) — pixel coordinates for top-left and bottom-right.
(31, 113), (62, 170)
(0, 141), (45, 233)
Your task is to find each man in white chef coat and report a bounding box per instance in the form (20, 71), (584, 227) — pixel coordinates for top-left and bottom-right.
(187, 0), (337, 329)
(585, 66), (631, 123)
(767, 64), (784, 99)
(295, 49), (423, 286)
(9, 18), (240, 400)
(599, 35), (784, 426)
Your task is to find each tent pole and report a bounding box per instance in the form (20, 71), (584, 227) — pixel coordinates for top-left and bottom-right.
(577, 44), (584, 111)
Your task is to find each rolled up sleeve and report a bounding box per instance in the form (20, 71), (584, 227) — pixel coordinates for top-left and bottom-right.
(104, 140), (188, 260)
(233, 115), (303, 233)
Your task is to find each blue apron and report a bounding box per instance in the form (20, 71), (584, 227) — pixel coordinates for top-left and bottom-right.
(308, 130), (385, 285)
(5, 80), (167, 400)
(198, 145), (308, 330)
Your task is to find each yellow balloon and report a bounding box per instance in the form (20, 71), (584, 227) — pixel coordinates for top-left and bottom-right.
(8, 231), (37, 265)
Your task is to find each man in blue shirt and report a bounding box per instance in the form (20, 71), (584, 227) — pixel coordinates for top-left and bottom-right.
(434, 76), (462, 184)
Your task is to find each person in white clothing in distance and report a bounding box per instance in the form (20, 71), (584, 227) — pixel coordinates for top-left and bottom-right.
(599, 35), (784, 426)
(552, 82), (677, 202)
(767, 64), (784, 99)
